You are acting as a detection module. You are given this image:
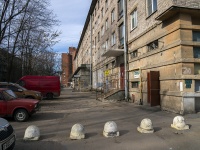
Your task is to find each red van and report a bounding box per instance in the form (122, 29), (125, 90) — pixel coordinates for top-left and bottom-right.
(17, 76), (60, 99)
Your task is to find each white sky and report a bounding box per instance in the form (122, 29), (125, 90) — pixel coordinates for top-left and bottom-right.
(49, 0), (92, 54)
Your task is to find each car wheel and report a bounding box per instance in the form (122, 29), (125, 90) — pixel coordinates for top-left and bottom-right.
(46, 93), (53, 100)
(14, 109), (29, 122)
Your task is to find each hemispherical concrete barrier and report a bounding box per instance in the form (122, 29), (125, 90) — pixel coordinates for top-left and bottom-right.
(70, 123), (85, 140)
(103, 121), (119, 137)
(24, 125), (40, 141)
(171, 116), (189, 130)
(137, 118), (154, 133)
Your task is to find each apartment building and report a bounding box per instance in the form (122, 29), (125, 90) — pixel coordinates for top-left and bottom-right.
(73, 0), (126, 95)
(74, 0), (200, 113)
(61, 47), (76, 87)
(127, 0), (200, 114)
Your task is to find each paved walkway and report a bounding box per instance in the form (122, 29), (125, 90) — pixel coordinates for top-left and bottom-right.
(12, 88), (200, 150)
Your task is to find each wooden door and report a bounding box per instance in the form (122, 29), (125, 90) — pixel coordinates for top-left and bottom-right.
(147, 71), (160, 106)
(120, 63), (125, 90)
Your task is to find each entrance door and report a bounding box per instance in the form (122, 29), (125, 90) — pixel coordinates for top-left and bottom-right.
(120, 63), (125, 90)
(147, 71), (160, 106)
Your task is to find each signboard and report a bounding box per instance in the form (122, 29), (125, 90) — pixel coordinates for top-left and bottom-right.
(134, 70), (140, 78)
(74, 75), (81, 78)
(104, 70), (110, 76)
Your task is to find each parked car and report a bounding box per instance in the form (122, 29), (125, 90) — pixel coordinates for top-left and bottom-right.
(0, 88), (40, 122)
(0, 118), (15, 150)
(0, 82), (42, 101)
(17, 75), (61, 99)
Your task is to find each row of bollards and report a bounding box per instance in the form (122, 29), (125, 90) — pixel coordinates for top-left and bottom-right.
(23, 116), (189, 141)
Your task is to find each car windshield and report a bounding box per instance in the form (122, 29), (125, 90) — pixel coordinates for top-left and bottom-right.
(2, 89), (17, 100)
(14, 84), (27, 91)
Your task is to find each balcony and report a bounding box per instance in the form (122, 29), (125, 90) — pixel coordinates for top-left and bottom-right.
(101, 48), (124, 57)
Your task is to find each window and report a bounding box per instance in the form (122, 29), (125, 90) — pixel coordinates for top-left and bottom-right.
(111, 9), (115, 23)
(118, 0), (123, 18)
(131, 82), (139, 88)
(131, 9), (137, 30)
(147, 0), (157, 16)
(194, 47), (200, 58)
(119, 23), (124, 46)
(101, 8), (104, 17)
(97, 0), (100, 9)
(130, 50), (138, 59)
(147, 40), (158, 52)
(105, 18), (108, 30)
(105, 0), (108, 10)
(193, 31), (200, 41)
(105, 39), (109, 50)
(98, 32), (100, 42)
(111, 32), (116, 46)
(101, 26), (104, 36)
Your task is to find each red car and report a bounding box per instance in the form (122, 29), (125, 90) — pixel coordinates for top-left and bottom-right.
(0, 88), (39, 122)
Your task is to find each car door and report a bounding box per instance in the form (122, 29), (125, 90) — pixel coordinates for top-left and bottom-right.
(0, 92), (7, 117)
(8, 85), (24, 98)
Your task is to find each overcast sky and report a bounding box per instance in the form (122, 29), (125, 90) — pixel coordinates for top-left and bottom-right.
(49, 0), (92, 54)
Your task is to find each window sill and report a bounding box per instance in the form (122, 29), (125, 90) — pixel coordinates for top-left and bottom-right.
(130, 26), (137, 33)
(146, 10), (157, 20)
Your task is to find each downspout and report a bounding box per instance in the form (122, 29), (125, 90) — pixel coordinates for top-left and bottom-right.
(90, 15), (93, 90)
(123, 0), (128, 101)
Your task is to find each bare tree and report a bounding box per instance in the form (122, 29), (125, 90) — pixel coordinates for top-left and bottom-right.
(0, 0), (60, 82)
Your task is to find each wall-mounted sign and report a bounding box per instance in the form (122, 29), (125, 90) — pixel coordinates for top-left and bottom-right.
(134, 70), (140, 78)
(104, 70), (110, 77)
(74, 75), (81, 78)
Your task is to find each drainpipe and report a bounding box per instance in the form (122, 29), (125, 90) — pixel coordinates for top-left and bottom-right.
(123, 0), (128, 101)
(90, 15), (93, 90)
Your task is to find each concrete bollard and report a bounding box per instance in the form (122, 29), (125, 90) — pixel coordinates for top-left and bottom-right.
(70, 123), (85, 140)
(171, 116), (189, 130)
(103, 121), (119, 137)
(24, 125), (40, 141)
(137, 118), (154, 133)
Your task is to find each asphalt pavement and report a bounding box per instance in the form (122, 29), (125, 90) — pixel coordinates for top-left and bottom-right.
(10, 88), (200, 150)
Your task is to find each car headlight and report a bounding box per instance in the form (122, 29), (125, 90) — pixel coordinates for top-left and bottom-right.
(34, 104), (38, 108)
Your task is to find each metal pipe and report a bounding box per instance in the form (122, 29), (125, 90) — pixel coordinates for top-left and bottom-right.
(123, 0), (128, 101)
(90, 15), (92, 90)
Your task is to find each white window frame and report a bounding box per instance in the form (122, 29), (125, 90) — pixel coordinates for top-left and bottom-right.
(111, 9), (115, 23)
(147, 0), (157, 16)
(105, 18), (108, 30)
(111, 32), (116, 46)
(131, 9), (137, 30)
(105, 39), (109, 50)
(101, 25), (104, 36)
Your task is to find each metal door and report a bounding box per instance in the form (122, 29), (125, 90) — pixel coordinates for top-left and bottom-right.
(120, 63), (125, 90)
(147, 71), (160, 106)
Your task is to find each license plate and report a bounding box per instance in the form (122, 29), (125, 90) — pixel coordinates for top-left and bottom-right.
(2, 136), (15, 150)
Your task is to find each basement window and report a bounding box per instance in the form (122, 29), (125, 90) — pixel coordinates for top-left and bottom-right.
(193, 47), (200, 58)
(147, 40), (158, 52)
(193, 31), (200, 41)
(130, 50), (138, 59)
(131, 82), (139, 88)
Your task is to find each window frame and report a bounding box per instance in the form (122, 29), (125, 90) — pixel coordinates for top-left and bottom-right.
(111, 32), (116, 46)
(130, 8), (137, 30)
(147, 0), (157, 16)
(111, 8), (115, 23)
